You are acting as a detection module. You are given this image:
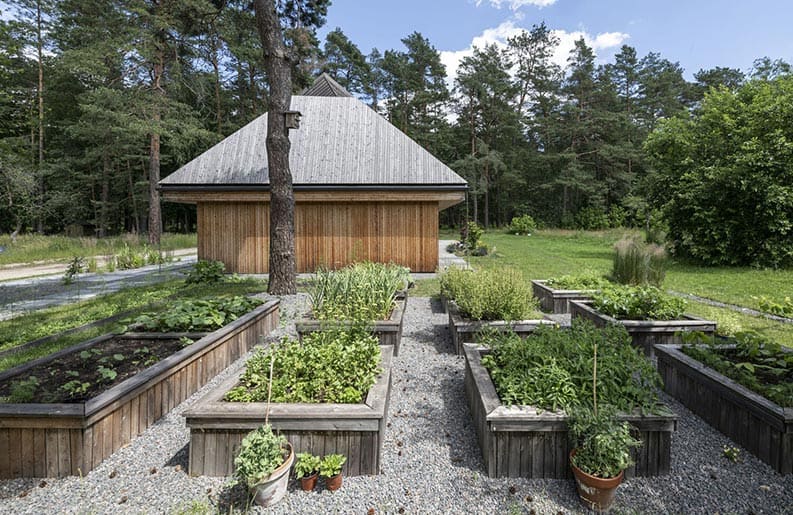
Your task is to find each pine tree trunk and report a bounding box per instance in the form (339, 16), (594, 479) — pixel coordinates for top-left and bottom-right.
(148, 53), (164, 246)
(254, 0), (296, 294)
(36, 0), (44, 234)
(99, 154), (110, 238)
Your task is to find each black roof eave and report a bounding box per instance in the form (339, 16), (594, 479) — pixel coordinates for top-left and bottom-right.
(159, 183), (469, 192)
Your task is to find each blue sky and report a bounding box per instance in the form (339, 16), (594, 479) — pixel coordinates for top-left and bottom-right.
(319, 0), (793, 81)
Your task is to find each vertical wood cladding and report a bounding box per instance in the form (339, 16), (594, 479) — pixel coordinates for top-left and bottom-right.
(197, 201), (438, 273)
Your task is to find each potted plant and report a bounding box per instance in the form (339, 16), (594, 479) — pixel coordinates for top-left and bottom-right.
(319, 453), (347, 491)
(294, 452), (321, 491)
(233, 424), (294, 507)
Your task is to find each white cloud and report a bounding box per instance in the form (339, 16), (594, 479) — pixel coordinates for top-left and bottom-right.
(439, 20), (630, 84)
(475, 0), (558, 10)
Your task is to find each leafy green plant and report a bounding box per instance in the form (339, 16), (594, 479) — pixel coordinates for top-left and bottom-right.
(723, 445), (741, 463)
(612, 235), (667, 287)
(233, 424), (289, 489)
(545, 271), (610, 290)
(62, 256), (86, 285)
(97, 365), (117, 382)
(754, 296), (793, 317)
(225, 327), (381, 404)
(592, 285), (687, 321)
(184, 260), (226, 285)
(7, 375), (40, 403)
(438, 267), (538, 321)
(61, 380), (91, 397)
(568, 405), (642, 479)
(480, 320), (661, 413)
(319, 454), (346, 478)
(507, 214), (536, 235)
(308, 262), (409, 322)
(681, 331), (793, 407)
(132, 296), (263, 332)
(463, 221), (484, 251)
(294, 452), (321, 479)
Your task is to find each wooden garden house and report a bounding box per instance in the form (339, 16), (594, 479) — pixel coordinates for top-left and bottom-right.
(160, 74), (467, 273)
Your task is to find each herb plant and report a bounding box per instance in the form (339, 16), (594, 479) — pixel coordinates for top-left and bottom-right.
(132, 296), (263, 332)
(568, 405), (642, 479)
(308, 262), (409, 322)
(545, 271), (610, 290)
(681, 331), (793, 407)
(480, 320), (661, 413)
(233, 424), (289, 489)
(225, 327), (381, 404)
(439, 267), (538, 321)
(294, 452), (321, 479)
(591, 285), (687, 320)
(319, 454), (346, 478)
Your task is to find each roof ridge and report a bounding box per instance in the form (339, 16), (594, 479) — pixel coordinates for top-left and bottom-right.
(301, 73), (353, 97)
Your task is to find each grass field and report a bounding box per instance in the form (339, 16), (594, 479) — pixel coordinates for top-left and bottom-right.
(0, 277), (267, 372)
(0, 233), (197, 266)
(434, 228), (793, 346)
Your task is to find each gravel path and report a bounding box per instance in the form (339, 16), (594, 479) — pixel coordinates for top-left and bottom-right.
(0, 296), (791, 514)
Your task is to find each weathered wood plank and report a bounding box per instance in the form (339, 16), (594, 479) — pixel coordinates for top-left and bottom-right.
(33, 429), (46, 477)
(20, 429), (35, 477)
(0, 429), (10, 478)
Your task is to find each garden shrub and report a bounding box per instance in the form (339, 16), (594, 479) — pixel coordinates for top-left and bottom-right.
(545, 271), (610, 290)
(480, 320), (661, 412)
(439, 267), (538, 321)
(184, 260), (226, 284)
(507, 214), (537, 235)
(225, 327), (381, 404)
(612, 235), (667, 287)
(132, 295), (262, 332)
(309, 262), (410, 321)
(591, 285), (686, 321)
(681, 331), (793, 407)
(574, 207), (609, 230)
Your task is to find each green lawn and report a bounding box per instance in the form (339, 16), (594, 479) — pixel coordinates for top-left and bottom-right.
(0, 233), (197, 266)
(0, 277), (267, 372)
(457, 229), (793, 346)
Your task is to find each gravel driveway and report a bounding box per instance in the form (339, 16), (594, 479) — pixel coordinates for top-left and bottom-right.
(0, 295), (790, 514)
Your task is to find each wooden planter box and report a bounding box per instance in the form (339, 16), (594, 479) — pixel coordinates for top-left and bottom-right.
(531, 280), (596, 314)
(569, 300), (716, 359)
(464, 344), (677, 478)
(0, 300), (280, 479)
(295, 296), (406, 356)
(448, 301), (555, 355)
(656, 344), (792, 474)
(183, 345), (393, 477)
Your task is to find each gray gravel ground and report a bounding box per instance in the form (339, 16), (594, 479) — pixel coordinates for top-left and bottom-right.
(0, 295), (792, 514)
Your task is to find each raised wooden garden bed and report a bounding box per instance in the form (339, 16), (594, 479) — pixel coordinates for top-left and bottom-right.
(463, 344), (677, 478)
(656, 344), (792, 474)
(183, 345), (393, 477)
(296, 296), (406, 356)
(0, 299), (279, 479)
(531, 280), (596, 314)
(448, 301), (555, 355)
(569, 300), (716, 358)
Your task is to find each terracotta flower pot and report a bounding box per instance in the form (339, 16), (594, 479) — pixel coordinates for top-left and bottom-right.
(324, 473), (343, 491)
(569, 449), (624, 512)
(300, 472), (318, 492)
(250, 443), (294, 507)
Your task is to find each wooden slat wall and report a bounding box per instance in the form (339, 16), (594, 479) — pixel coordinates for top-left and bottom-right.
(197, 201), (439, 273)
(0, 304), (279, 479)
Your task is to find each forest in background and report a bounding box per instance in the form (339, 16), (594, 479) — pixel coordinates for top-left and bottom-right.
(1, 1), (791, 265)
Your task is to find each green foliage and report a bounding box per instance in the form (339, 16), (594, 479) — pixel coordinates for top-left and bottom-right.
(184, 260), (226, 285)
(507, 215), (536, 235)
(480, 320), (661, 412)
(294, 452), (321, 479)
(225, 328), (381, 404)
(62, 256), (86, 285)
(6, 375), (40, 403)
(308, 262), (409, 322)
(61, 380), (91, 397)
(319, 454), (346, 478)
(723, 445), (741, 463)
(681, 332), (793, 406)
(463, 221), (484, 251)
(645, 75), (793, 267)
(132, 296), (262, 332)
(568, 405), (642, 479)
(754, 296), (793, 317)
(545, 271), (610, 290)
(574, 207), (610, 231)
(233, 425), (289, 489)
(592, 285), (687, 320)
(612, 235), (667, 287)
(438, 267), (538, 321)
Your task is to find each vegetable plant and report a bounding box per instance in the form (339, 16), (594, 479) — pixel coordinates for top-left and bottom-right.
(294, 452), (321, 479)
(480, 320), (661, 413)
(233, 424), (289, 489)
(225, 327), (381, 404)
(132, 296), (263, 332)
(184, 260), (226, 285)
(591, 285), (686, 321)
(319, 454), (346, 478)
(545, 271), (610, 290)
(568, 405), (642, 479)
(438, 267), (538, 321)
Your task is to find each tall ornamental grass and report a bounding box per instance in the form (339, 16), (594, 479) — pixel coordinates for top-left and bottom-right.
(612, 235), (668, 287)
(309, 262), (410, 321)
(439, 267), (538, 321)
